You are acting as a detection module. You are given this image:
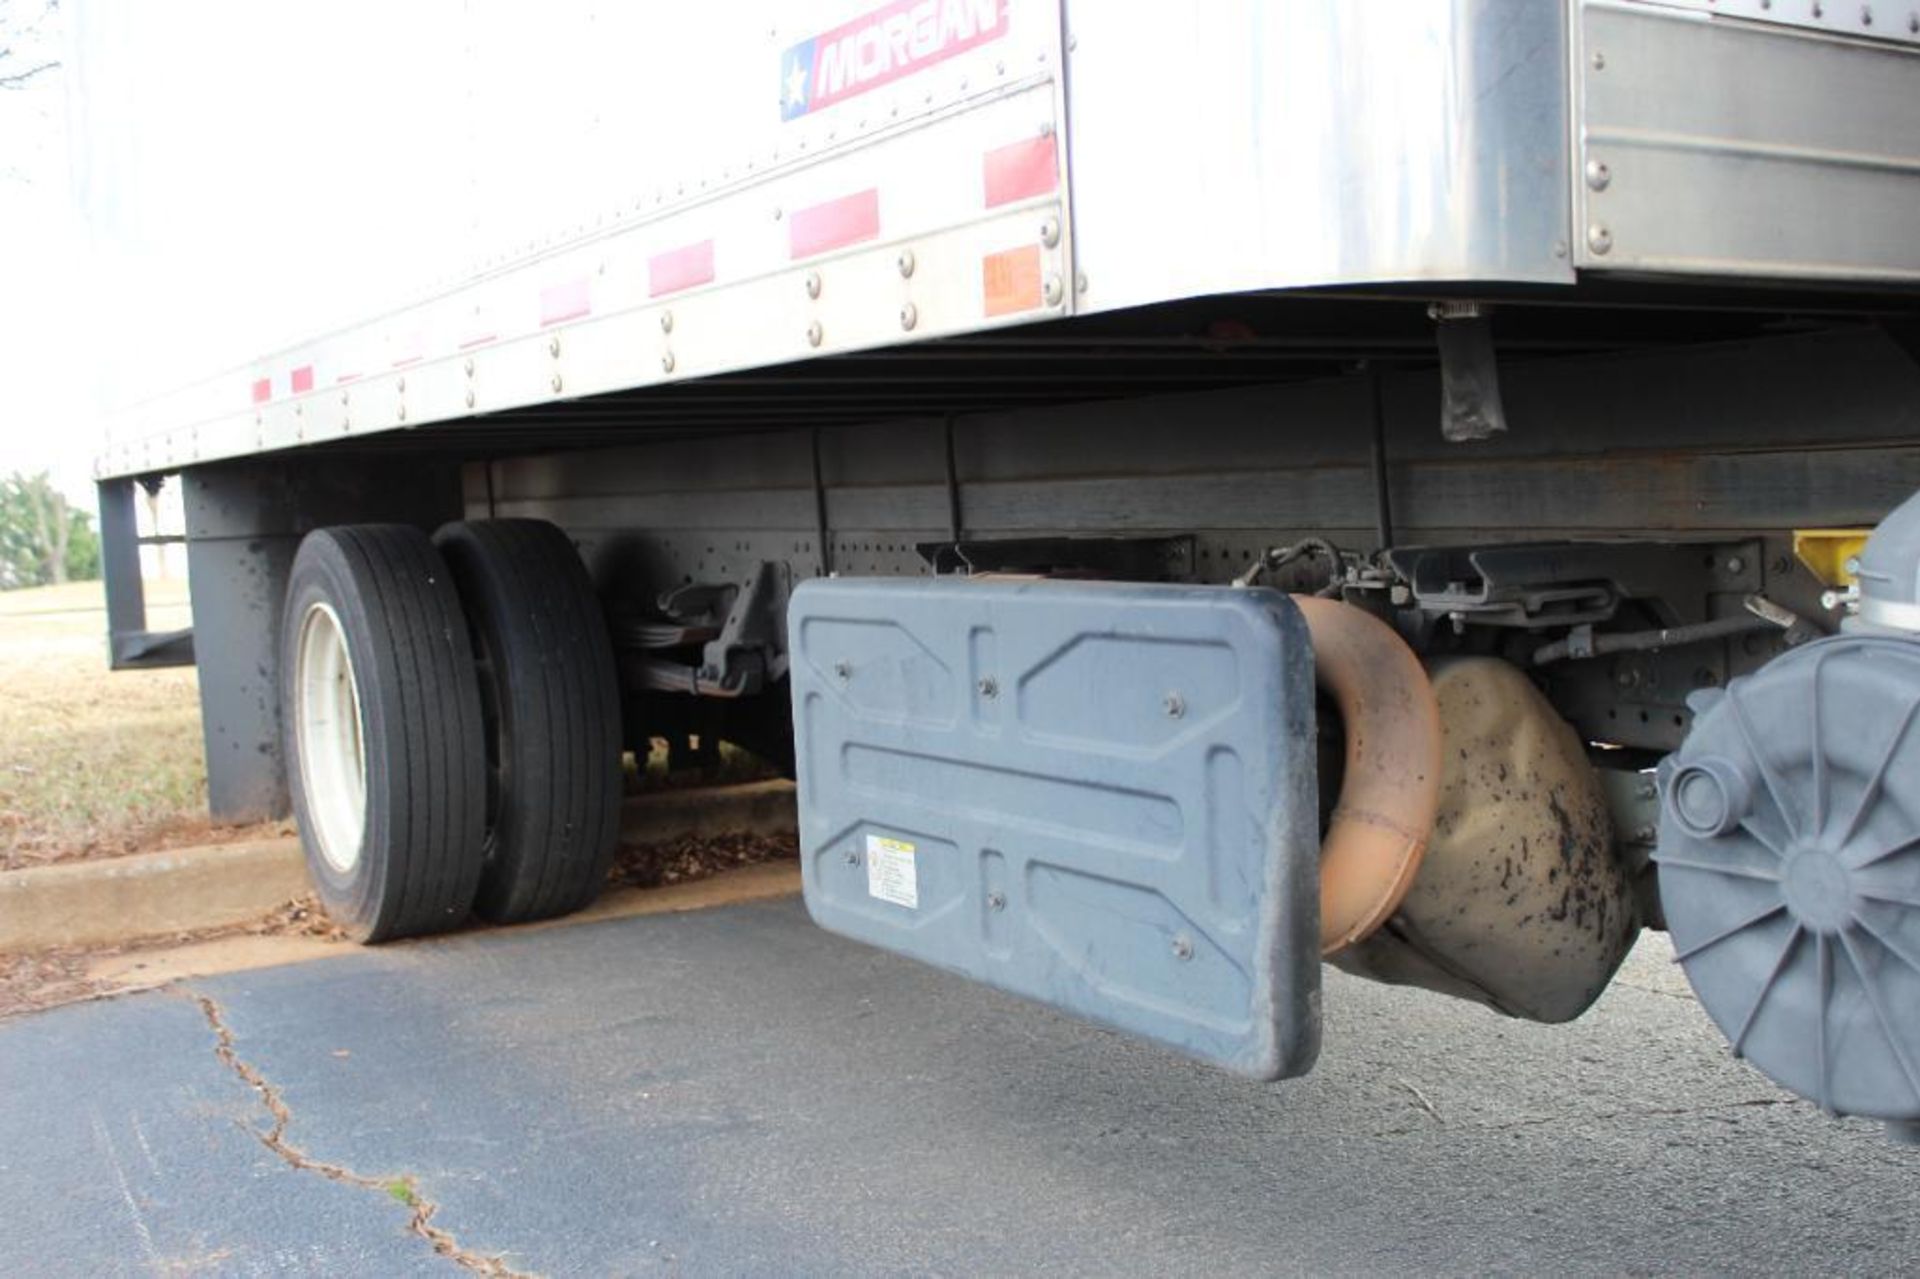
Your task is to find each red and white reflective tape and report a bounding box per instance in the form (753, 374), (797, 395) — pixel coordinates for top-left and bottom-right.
(649, 240), (716, 297)
(982, 134), (1057, 208)
(540, 278), (592, 327)
(789, 188), (882, 259)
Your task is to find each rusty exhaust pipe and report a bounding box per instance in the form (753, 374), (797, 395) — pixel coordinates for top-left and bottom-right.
(1291, 596), (1443, 955)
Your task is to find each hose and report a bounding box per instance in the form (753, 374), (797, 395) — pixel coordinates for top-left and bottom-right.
(1294, 596), (1444, 954)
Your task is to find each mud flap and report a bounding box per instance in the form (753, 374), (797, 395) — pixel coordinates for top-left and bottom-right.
(788, 577), (1321, 1079)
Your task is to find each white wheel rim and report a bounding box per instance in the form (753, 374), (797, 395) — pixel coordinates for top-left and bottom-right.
(295, 601), (368, 873)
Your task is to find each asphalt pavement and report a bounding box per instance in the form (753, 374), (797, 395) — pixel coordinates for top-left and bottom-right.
(1, 894), (1913, 1276)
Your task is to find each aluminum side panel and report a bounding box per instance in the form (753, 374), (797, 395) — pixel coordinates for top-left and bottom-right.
(1575, 2), (1920, 281)
(788, 578), (1321, 1079)
(1061, 0), (1575, 312)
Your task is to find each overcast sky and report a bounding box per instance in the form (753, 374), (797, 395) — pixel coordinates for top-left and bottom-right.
(0, 0), (91, 504)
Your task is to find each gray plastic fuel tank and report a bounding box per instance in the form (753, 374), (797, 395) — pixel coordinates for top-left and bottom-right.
(788, 576), (1321, 1079)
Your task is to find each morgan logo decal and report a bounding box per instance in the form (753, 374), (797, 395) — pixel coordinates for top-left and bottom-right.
(781, 0), (1009, 121)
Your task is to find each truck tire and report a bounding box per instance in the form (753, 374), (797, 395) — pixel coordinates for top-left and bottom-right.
(434, 519), (623, 923)
(282, 525), (487, 942)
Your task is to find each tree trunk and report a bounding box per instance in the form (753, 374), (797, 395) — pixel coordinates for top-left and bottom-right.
(49, 490), (69, 585)
(27, 484), (69, 585)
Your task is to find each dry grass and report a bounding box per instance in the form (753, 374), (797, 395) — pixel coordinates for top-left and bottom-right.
(0, 578), (242, 870)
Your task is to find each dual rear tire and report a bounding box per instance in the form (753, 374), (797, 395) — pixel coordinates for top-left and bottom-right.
(281, 520), (621, 942)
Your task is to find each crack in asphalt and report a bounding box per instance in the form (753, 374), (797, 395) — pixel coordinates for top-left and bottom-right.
(1369, 1095), (1791, 1138)
(186, 990), (533, 1277)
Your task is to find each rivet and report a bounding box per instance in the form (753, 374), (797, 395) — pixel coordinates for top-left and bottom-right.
(977, 676), (998, 698)
(807, 320), (824, 347)
(395, 375), (406, 392)
(1039, 215), (1061, 248)
(1043, 273), (1065, 305)
(548, 336), (561, 357)
(899, 303), (918, 331)
(340, 391), (350, 405)
(661, 351), (676, 373)
(464, 389), (476, 409)
(1171, 935), (1194, 961)
(987, 891), (1007, 911)
(551, 372), (563, 392)
(660, 310), (674, 334)
(1591, 50), (1606, 70)
(1074, 271), (1089, 294)
(834, 660), (851, 680)
(1862, 4), (1873, 24)
(1726, 555), (1746, 575)
(1587, 224), (1613, 255)
(463, 357), (475, 376)
(1585, 159), (1611, 191)
(844, 849), (859, 865)
(396, 404), (407, 422)
(897, 248), (916, 278)
(805, 270), (822, 299)
(1163, 692), (1185, 718)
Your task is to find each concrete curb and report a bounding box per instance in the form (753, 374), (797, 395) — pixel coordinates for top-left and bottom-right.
(621, 779), (798, 843)
(0, 780), (798, 955)
(0, 840), (309, 953)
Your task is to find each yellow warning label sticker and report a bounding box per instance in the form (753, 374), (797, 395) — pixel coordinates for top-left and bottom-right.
(865, 834), (919, 909)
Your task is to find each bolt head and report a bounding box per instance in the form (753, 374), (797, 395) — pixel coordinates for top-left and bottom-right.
(1043, 273), (1065, 305)
(548, 336), (561, 357)
(1584, 158), (1611, 191)
(550, 372), (563, 393)
(805, 270), (822, 299)
(1587, 224), (1613, 255)
(1171, 935), (1194, 961)
(1163, 692), (1185, 718)
(897, 248), (916, 278)
(899, 303), (918, 331)
(977, 676), (999, 698)
(464, 389), (476, 409)
(833, 660), (851, 680)
(660, 310), (674, 334)
(986, 891), (1007, 911)
(661, 352), (676, 373)
(807, 321), (824, 348)
(1039, 216), (1061, 248)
